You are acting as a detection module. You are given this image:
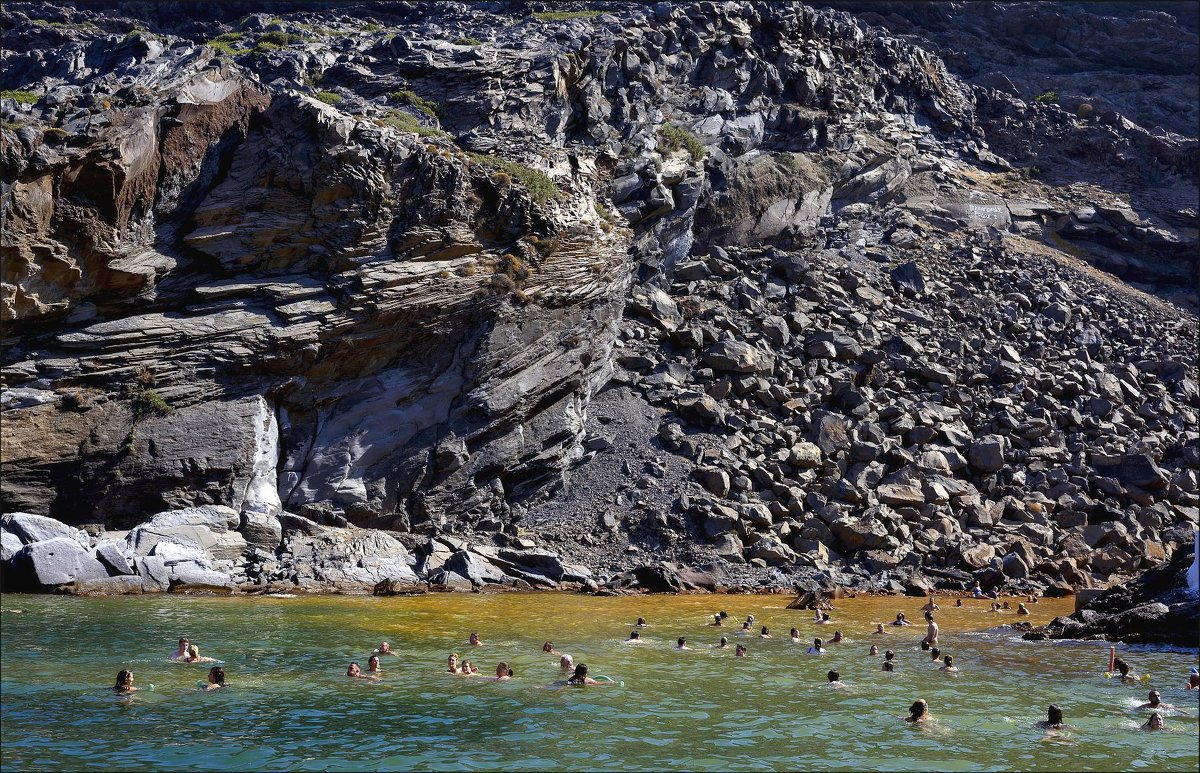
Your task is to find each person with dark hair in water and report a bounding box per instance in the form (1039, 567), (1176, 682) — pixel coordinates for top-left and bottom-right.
(1141, 712), (1165, 731)
(807, 638), (826, 655)
(735, 644), (748, 657)
(493, 662), (514, 681)
(626, 631), (644, 645)
(905, 699), (932, 723)
(827, 670), (846, 689)
(202, 666), (226, 690)
(1036, 704), (1072, 730)
(566, 663), (613, 686)
(113, 669), (137, 693)
(677, 637), (691, 651)
(1137, 691), (1176, 711)
(715, 636), (730, 649)
(1112, 658), (1140, 683)
(760, 626), (772, 639)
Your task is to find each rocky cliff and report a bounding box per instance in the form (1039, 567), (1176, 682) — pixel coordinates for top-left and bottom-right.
(1, 1), (1196, 598)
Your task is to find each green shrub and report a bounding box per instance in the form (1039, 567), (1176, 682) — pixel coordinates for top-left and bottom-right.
(128, 387), (174, 419)
(376, 111), (450, 138)
(388, 89), (438, 117)
(314, 91), (342, 105)
(454, 36), (483, 45)
(213, 31), (244, 43)
(2, 120), (24, 131)
(659, 123), (705, 161)
(258, 31), (302, 46)
(468, 152), (560, 205)
(532, 11), (601, 21)
(361, 23), (383, 32)
(207, 39), (248, 55)
(1034, 90), (1058, 105)
(1, 90), (39, 105)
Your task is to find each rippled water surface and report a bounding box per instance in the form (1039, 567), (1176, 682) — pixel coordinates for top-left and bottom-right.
(1, 592), (1196, 771)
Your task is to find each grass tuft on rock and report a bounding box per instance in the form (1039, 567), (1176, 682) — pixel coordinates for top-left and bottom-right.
(659, 123), (706, 161)
(467, 152), (560, 205)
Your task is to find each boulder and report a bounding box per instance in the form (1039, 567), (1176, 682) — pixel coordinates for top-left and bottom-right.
(702, 341), (769, 373)
(969, 436), (1007, 473)
(2, 513), (84, 546)
(94, 539), (136, 576)
(694, 467), (731, 497)
(444, 550), (506, 586)
(10, 538), (111, 589)
(125, 506), (244, 560)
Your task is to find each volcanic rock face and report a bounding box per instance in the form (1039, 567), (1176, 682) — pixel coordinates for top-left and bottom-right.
(1, 1), (1196, 596)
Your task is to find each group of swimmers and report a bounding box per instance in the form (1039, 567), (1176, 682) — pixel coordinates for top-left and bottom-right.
(110, 638), (226, 694)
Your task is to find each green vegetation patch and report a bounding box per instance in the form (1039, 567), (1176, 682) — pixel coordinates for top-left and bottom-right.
(388, 89), (438, 118)
(1, 90), (39, 105)
(532, 11), (601, 21)
(314, 91), (343, 105)
(454, 36), (483, 46)
(468, 152), (560, 205)
(258, 31), (303, 46)
(659, 123), (706, 161)
(376, 111), (450, 138)
(1033, 90), (1058, 105)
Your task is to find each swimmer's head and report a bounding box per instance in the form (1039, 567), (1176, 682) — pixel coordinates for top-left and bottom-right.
(742, 622), (751, 630)
(542, 641), (554, 652)
(560, 654), (573, 668)
(921, 641), (930, 651)
(1146, 712), (1164, 729)
(1047, 704), (1063, 725)
(368, 655), (380, 670)
(1148, 690), (1161, 704)
(931, 647), (941, 659)
(719, 636), (728, 646)
(347, 662), (361, 676)
(677, 637), (686, 647)
(570, 663), (588, 681)
(885, 650), (895, 661)
(629, 631), (639, 640)
(909, 699), (928, 719)
(115, 669), (133, 690)
(1114, 658), (1129, 676)
(813, 638), (822, 648)
(208, 666), (225, 686)
(719, 611), (728, 619)
(735, 644), (747, 656)
(827, 670), (840, 683)
(790, 628), (799, 638)
(378, 642), (390, 653)
(637, 618), (646, 626)
(496, 662), (513, 678)
(761, 626), (769, 635)
(943, 655), (954, 667)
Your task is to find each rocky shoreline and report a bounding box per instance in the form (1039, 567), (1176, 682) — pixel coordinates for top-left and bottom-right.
(1, 2), (1197, 627)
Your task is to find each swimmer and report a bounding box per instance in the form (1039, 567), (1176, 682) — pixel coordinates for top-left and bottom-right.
(719, 611), (729, 620)
(372, 641), (398, 656)
(170, 638), (190, 661)
(807, 638), (826, 655)
(873, 623), (889, 635)
(1112, 658), (1139, 683)
(905, 699), (932, 723)
(1001, 601), (1011, 610)
(940, 655), (958, 674)
(446, 653), (462, 674)
(1026, 594), (1038, 604)
(816, 612), (832, 625)
(830, 630), (846, 644)
(812, 608), (824, 623)
(468, 632), (483, 647)
(559, 654), (574, 670)
(367, 655), (383, 674)
(827, 670), (846, 689)
(636, 617), (648, 627)
(541, 641), (559, 655)
(184, 644), (217, 664)
(1017, 603), (1031, 616)
(1137, 691), (1176, 711)
(202, 666), (226, 690)
(882, 661), (895, 673)
(566, 663), (613, 686)
(493, 662), (513, 681)
(710, 614), (723, 626)
(922, 612), (939, 646)
(735, 644), (748, 657)
(460, 660), (479, 676)
(346, 662), (377, 680)
(746, 615), (755, 625)
(715, 636), (730, 649)
(893, 612), (912, 627)
(677, 637), (691, 651)
(990, 602), (1003, 613)
(625, 631), (645, 644)
(789, 628), (801, 643)
(760, 626), (772, 639)
(929, 647), (941, 663)
(869, 644), (879, 656)
(1035, 704), (1073, 730)
(955, 599), (963, 607)
(1187, 668), (1200, 690)
(1141, 712), (1165, 731)
(739, 622), (752, 635)
(884, 650), (895, 664)
(112, 669), (138, 694)
(921, 597), (940, 613)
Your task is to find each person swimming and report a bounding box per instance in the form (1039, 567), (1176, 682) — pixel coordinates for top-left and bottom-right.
(735, 644), (747, 657)
(990, 602), (1003, 613)
(827, 670), (846, 689)
(893, 613), (912, 626)
(830, 630), (846, 644)
(789, 628), (801, 643)
(816, 612), (832, 624)
(112, 669), (137, 694)
(873, 623), (889, 635)
(760, 626), (772, 639)
(710, 614), (723, 626)
(807, 638), (826, 655)
(920, 641), (931, 652)
(170, 638), (190, 661)
(202, 666), (226, 690)
(559, 654), (574, 670)
(468, 632), (483, 646)
(677, 637), (691, 650)
(542, 641), (558, 654)
(955, 599), (963, 607)
(1141, 712), (1164, 731)
(869, 644), (879, 656)
(460, 660), (479, 676)
(940, 655), (958, 674)
(921, 598), (940, 613)
(716, 636), (730, 649)
(367, 655), (382, 674)
(1137, 691), (1176, 710)
(1112, 658), (1139, 683)
(493, 662), (513, 681)
(1187, 668), (1200, 690)
(566, 663), (612, 686)
(1035, 704), (1072, 730)
(930, 647), (941, 664)
(372, 641), (397, 656)
(1017, 603), (1031, 615)
(347, 662), (376, 679)
(446, 653), (462, 674)
(626, 631), (644, 644)
(884, 650), (895, 664)
(1001, 601), (1011, 610)
(882, 661), (895, 672)
(739, 621), (752, 635)
(636, 618), (648, 627)
(905, 699), (932, 723)
(184, 644), (217, 664)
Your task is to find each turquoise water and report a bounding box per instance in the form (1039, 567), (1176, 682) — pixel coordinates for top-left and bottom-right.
(1, 593), (1196, 771)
